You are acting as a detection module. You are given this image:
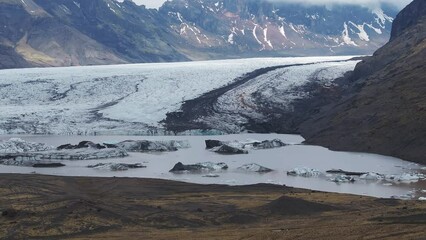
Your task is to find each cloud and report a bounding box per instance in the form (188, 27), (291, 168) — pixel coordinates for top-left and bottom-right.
(132, 0), (166, 9)
(267, 0), (412, 9)
(130, 0), (413, 10)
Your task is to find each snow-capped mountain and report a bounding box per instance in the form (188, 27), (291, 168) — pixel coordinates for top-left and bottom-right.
(160, 0), (397, 55)
(0, 0), (398, 69)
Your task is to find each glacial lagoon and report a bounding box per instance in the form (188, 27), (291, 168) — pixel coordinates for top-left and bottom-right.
(0, 134), (425, 200)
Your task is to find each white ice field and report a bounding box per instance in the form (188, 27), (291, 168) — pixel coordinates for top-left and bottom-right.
(0, 56), (357, 135)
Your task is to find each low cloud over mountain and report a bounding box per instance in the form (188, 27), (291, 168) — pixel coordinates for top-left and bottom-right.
(133, 0), (412, 9)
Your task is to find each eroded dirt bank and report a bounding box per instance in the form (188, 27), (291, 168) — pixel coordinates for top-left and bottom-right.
(0, 174), (425, 239)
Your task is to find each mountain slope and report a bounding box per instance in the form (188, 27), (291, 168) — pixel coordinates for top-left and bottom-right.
(0, 0), (128, 68)
(301, 0), (426, 164)
(160, 0), (397, 56)
(0, 0), (399, 69)
(32, 0), (188, 62)
(0, 45), (30, 69)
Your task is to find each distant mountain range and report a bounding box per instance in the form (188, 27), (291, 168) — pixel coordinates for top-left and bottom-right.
(0, 0), (398, 69)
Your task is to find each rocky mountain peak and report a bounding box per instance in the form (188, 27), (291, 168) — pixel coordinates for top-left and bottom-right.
(390, 0), (426, 40)
(161, 0), (398, 55)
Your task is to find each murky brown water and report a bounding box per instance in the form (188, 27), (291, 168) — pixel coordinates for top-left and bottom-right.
(0, 134), (425, 199)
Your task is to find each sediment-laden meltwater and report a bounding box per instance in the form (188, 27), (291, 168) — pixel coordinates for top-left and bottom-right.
(0, 134), (424, 200)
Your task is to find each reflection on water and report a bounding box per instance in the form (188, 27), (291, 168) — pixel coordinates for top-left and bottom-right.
(0, 134), (425, 199)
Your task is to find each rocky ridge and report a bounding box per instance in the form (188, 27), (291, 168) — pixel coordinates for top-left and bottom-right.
(0, 0), (398, 69)
(300, 0), (426, 164)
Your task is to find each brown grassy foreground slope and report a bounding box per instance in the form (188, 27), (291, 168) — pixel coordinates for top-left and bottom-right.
(0, 174), (425, 239)
(302, 0), (426, 164)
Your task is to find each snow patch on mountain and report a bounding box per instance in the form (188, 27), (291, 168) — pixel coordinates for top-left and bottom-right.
(365, 23), (383, 34)
(228, 33), (234, 44)
(107, 3), (116, 14)
(279, 25), (287, 39)
(252, 25), (263, 46)
(73, 1), (80, 8)
(372, 8), (394, 27)
(341, 22), (358, 46)
(263, 28), (273, 49)
(349, 22), (370, 42)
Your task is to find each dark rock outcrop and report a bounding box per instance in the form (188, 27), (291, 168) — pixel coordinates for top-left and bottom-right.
(301, 0), (426, 164)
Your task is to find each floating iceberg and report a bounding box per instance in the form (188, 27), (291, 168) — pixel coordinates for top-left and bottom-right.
(359, 172), (384, 180)
(210, 144), (248, 154)
(287, 167), (322, 177)
(202, 173), (220, 178)
(40, 148), (128, 160)
(0, 138), (54, 153)
(170, 162), (228, 172)
(57, 141), (113, 150)
(32, 163), (66, 168)
(115, 140), (190, 152)
(88, 163), (146, 171)
(251, 139), (287, 149)
(237, 163), (273, 173)
(359, 172), (425, 183)
(0, 148), (128, 167)
(205, 140), (224, 149)
(326, 169), (366, 176)
(384, 173), (425, 183)
(329, 175), (355, 183)
(206, 139), (286, 154)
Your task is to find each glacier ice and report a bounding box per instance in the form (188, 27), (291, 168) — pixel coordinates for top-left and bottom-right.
(287, 167), (322, 177)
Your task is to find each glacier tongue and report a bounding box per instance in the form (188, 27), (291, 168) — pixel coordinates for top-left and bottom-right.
(0, 57), (356, 135)
(193, 60), (359, 133)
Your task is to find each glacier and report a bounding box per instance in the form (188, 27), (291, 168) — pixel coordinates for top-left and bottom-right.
(0, 56), (357, 135)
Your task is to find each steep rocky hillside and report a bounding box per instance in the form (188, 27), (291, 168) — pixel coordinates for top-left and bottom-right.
(0, 0), (128, 68)
(33, 0), (187, 62)
(301, 0), (426, 164)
